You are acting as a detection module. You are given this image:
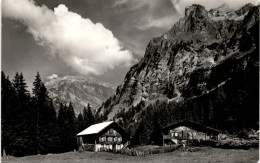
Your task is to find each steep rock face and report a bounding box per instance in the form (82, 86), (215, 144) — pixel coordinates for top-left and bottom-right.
(45, 76), (115, 115)
(99, 4), (259, 122)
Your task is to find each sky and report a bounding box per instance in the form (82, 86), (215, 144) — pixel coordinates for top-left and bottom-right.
(2, 0), (258, 91)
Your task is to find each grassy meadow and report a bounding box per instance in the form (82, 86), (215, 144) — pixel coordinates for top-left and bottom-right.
(2, 146), (258, 163)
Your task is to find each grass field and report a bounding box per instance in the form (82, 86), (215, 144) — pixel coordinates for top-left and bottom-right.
(2, 146), (259, 163)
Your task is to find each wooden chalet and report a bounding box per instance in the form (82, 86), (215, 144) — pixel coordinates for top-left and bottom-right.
(162, 120), (222, 145)
(76, 121), (130, 152)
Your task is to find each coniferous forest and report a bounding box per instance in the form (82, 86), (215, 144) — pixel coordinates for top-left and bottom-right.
(2, 70), (258, 157)
(1, 71), (100, 156)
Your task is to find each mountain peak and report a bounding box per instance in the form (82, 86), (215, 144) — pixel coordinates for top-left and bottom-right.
(185, 4), (207, 17)
(236, 3), (255, 15)
(45, 76), (116, 115)
(98, 3), (259, 125)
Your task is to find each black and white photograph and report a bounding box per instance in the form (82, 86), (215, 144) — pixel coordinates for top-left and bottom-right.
(1, 0), (259, 162)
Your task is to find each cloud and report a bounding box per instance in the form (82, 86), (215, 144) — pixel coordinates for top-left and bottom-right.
(113, 0), (157, 11)
(3, 0), (135, 75)
(113, 0), (179, 30)
(137, 15), (179, 30)
(46, 74), (58, 80)
(170, 0), (259, 15)
(114, 0), (258, 30)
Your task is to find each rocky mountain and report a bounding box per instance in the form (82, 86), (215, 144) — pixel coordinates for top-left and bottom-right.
(98, 3), (259, 130)
(45, 76), (116, 115)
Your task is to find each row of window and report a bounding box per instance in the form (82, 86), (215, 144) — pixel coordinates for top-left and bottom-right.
(99, 136), (122, 142)
(169, 131), (208, 140)
(107, 129), (117, 134)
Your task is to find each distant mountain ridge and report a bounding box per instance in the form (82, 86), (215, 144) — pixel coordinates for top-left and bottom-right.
(98, 3), (259, 131)
(45, 76), (116, 115)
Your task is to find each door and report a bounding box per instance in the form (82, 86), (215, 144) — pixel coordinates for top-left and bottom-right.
(113, 144), (116, 151)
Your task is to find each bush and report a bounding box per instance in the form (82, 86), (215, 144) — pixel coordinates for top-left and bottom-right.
(118, 145), (181, 156)
(187, 139), (258, 149)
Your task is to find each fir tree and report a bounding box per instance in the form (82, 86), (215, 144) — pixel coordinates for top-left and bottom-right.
(66, 102), (77, 151)
(76, 112), (85, 133)
(82, 107), (88, 128)
(32, 72), (42, 98)
(3, 72), (35, 156)
(58, 102), (66, 129)
(32, 72), (60, 154)
(57, 103), (67, 152)
(1, 72), (16, 155)
(86, 104), (95, 126)
(58, 102), (77, 152)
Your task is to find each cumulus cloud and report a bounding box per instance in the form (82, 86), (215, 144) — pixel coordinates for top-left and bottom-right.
(46, 74), (58, 80)
(3, 0), (135, 75)
(170, 0), (259, 15)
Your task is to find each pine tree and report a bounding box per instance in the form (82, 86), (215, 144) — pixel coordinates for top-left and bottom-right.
(32, 72), (60, 154)
(1, 72), (17, 155)
(83, 107), (88, 128)
(3, 72), (35, 156)
(151, 120), (162, 145)
(32, 72), (45, 154)
(82, 104), (95, 128)
(86, 104), (95, 126)
(58, 103), (66, 129)
(67, 102), (76, 126)
(58, 102), (77, 152)
(57, 103), (67, 152)
(66, 102), (77, 151)
(49, 100), (57, 123)
(76, 113), (85, 133)
(32, 72), (42, 99)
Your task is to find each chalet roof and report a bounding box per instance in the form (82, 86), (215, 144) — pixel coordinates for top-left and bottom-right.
(162, 120), (222, 135)
(77, 121), (114, 136)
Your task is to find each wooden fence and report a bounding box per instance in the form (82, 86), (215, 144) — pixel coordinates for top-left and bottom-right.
(82, 144), (95, 151)
(115, 145), (182, 156)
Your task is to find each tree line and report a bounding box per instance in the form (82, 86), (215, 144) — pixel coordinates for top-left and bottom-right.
(3, 63), (257, 155)
(1, 71), (99, 156)
(114, 101), (183, 146)
(114, 73), (259, 146)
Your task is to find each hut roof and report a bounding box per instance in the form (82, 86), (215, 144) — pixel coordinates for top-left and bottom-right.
(77, 121), (114, 136)
(162, 120), (222, 135)
(76, 121), (130, 139)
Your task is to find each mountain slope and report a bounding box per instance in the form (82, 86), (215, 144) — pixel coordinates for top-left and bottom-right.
(98, 3), (259, 130)
(45, 76), (115, 115)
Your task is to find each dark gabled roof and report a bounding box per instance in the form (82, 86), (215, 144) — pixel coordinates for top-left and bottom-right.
(162, 120), (222, 135)
(98, 121), (130, 139)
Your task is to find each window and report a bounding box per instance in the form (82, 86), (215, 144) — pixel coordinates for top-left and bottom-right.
(118, 137), (121, 142)
(108, 137), (112, 141)
(175, 133), (178, 137)
(109, 129), (113, 134)
(100, 137), (106, 142)
(114, 137), (117, 142)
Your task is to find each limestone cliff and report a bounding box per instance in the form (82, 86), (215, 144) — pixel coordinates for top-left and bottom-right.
(99, 3), (259, 125)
